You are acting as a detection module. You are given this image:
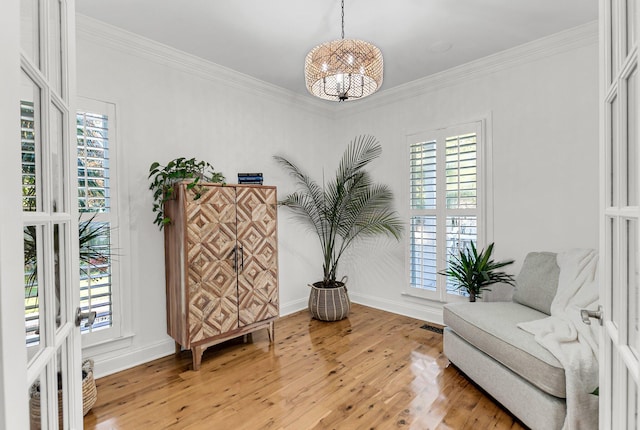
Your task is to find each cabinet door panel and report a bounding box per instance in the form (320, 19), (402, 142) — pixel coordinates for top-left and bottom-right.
(186, 186), (238, 341)
(236, 187), (279, 326)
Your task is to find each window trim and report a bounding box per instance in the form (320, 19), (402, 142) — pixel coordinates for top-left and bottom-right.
(76, 96), (132, 348)
(404, 116), (493, 303)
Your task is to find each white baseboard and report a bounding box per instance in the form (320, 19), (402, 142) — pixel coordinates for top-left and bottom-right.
(91, 338), (176, 379)
(279, 297), (308, 316)
(349, 292), (444, 325)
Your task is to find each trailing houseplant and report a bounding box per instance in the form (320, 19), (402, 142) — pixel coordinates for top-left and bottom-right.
(148, 157), (225, 229)
(274, 135), (403, 321)
(439, 241), (515, 302)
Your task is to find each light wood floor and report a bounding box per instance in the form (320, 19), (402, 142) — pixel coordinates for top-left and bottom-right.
(83, 304), (526, 429)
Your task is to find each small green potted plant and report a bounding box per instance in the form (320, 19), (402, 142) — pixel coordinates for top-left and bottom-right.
(440, 242), (515, 302)
(274, 135), (403, 321)
(148, 157), (225, 229)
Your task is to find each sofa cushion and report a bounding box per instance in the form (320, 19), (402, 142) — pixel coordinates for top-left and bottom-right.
(513, 251), (560, 315)
(443, 301), (566, 398)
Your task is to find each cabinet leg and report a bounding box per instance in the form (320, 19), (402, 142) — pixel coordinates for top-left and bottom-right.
(268, 320), (275, 343)
(191, 346), (203, 371)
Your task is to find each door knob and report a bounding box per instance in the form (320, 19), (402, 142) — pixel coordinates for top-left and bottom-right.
(76, 308), (97, 328)
(580, 305), (603, 326)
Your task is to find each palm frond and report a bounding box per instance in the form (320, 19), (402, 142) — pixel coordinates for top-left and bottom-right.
(335, 135), (381, 186)
(274, 135), (404, 285)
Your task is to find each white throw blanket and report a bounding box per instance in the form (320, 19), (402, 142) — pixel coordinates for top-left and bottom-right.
(518, 249), (599, 430)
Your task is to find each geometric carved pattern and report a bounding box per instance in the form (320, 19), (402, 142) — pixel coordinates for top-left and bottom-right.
(186, 187), (238, 342)
(164, 183), (279, 369)
(236, 187), (279, 326)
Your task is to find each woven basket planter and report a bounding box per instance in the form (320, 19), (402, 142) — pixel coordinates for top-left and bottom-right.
(308, 283), (351, 321)
(29, 359), (97, 428)
(81, 359), (98, 415)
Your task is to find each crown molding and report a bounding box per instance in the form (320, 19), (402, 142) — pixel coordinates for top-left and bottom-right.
(76, 15), (597, 119)
(75, 14), (334, 117)
(336, 20), (599, 116)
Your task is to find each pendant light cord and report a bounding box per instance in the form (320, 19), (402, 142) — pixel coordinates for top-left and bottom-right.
(341, 0), (345, 39)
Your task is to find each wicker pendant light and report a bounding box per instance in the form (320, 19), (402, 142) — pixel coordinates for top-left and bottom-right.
(304, 0), (383, 102)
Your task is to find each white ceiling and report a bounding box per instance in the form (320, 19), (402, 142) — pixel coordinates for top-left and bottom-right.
(75, 0), (598, 97)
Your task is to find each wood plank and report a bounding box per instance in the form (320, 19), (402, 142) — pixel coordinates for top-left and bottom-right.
(84, 304), (527, 429)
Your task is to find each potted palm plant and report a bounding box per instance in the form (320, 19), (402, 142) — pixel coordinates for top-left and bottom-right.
(440, 241), (515, 302)
(274, 135), (403, 321)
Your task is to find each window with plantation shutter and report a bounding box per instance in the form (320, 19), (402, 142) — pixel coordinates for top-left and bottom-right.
(408, 122), (486, 301)
(22, 99), (122, 344)
(76, 97), (127, 348)
(77, 109), (116, 336)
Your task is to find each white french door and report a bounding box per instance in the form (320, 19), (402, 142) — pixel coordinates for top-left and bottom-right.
(20, 0), (82, 428)
(600, 1), (640, 428)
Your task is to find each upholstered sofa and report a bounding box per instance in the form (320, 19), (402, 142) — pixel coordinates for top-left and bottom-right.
(443, 252), (566, 430)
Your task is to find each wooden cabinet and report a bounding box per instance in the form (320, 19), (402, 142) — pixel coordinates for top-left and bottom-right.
(163, 183), (279, 370)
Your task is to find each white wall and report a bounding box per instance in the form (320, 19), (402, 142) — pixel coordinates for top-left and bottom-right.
(76, 16), (332, 376)
(77, 16), (599, 375)
(332, 23), (600, 322)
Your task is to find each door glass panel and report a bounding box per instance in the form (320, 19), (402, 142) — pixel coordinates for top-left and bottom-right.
(627, 66), (638, 206)
(627, 0), (636, 58)
(20, 0), (40, 69)
(21, 72), (42, 213)
(54, 223), (66, 329)
(24, 225), (44, 356)
(612, 217), (621, 329)
(611, 94), (619, 208)
(49, 0), (63, 96)
(608, 339), (616, 427)
(627, 219), (639, 357)
(613, 353), (623, 429)
(28, 369), (48, 430)
(51, 103), (65, 213)
(629, 371), (639, 430)
(57, 344), (68, 430)
(612, 1), (619, 83)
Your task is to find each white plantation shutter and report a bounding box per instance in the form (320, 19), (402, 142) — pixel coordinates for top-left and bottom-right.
(408, 122), (484, 300)
(77, 112), (110, 212)
(410, 216), (437, 291)
(445, 133), (477, 209)
(410, 140), (437, 209)
(445, 215), (477, 294)
(77, 109), (116, 335)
